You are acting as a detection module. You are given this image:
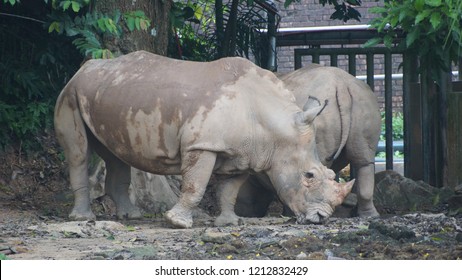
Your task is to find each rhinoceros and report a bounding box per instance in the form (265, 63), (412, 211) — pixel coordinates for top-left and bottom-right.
(235, 64), (381, 218)
(54, 51), (354, 228)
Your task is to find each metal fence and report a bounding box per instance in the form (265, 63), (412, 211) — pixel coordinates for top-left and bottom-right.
(272, 26), (462, 187)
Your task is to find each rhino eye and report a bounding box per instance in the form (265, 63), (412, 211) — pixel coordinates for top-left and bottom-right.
(304, 172), (314, 178)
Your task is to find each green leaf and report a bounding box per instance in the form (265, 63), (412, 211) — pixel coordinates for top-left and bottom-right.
(104, 19), (115, 33)
(64, 27), (79, 36)
(363, 37), (382, 48)
(399, 10), (408, 22)
(126, 17), (135, 31)
(406, 29), (421, 47)
(384, 34), (393, 48)
(97, 18), (106, 32)
(135, 17), (140, 30)
(430, 12), (441, 29)
(369, 6), (387, 14)
(71, 1), (80, 13)
(62, 1), (71, 11)
(414, 0), (425, 11)
(415, 10), (431, 24)
(425, 0), (442, 7)
(390, 15), (399, 27)
(48, 21), (61, 33)
(194, 6), (204, 20)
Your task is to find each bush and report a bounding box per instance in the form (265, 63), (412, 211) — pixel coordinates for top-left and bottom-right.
(0, 11), (81, 150)
(380, 112), (404, 141)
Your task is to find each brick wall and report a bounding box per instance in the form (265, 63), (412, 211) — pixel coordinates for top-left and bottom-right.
(273, 0), (403, 112)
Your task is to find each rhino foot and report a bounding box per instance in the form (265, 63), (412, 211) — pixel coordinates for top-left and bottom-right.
(165, 206), (193, 228)
(357, 206), (380, 218)
(69, 208), (96, 221)
(214, 212), (243, 227)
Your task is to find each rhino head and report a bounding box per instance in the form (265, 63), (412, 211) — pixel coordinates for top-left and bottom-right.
(265, 101), (354, 224)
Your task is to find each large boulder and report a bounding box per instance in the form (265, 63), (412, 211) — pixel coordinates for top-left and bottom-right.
(374, 170), (455, 214)
(89, 160), (180, 215)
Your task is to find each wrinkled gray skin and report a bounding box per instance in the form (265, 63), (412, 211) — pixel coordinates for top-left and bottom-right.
(235, 64), (381, 218)
(54, 52), (353, 228)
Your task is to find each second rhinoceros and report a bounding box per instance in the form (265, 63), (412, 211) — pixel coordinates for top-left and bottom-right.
(54, 51), (353, 228)
(235, 64), (381, 218)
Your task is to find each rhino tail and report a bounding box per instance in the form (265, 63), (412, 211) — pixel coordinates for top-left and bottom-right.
(329, 85), (352, 161)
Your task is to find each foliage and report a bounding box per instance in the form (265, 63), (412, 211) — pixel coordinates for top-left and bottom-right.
(1, 0), (366, 150)
(366, 0), (462, 80)
(376, 150), (404, 159)
(0, 0), (152, 150)
(284, 0), (362, 22)
(169, 0), (364, 61)
(2, 0), (17, 6)
(380, 112), (404, 141)
(377, 111), (404, 159)
(169, 0), (271, 62)
(46, 0), (151, 58)
(169, 0), (216, 61)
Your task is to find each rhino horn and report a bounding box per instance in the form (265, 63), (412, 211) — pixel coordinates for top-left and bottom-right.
(334, 179), (355, 206)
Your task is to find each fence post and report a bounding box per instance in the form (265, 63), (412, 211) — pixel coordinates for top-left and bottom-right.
(366, 52), (374, 89)
(403, 52), (421, 180)
(384, 51), (393, 170)
(330, 54), (338, 67)
(294, 49), (302, 70)
(348, 52), (356, 76)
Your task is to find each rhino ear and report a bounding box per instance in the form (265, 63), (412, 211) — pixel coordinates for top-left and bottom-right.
(302, 96), (321, 111)
(296, 99), (327, 125)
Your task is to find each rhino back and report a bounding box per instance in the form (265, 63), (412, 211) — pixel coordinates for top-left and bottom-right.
(64, 51), (296, 174)
(281, 66), (379, 165)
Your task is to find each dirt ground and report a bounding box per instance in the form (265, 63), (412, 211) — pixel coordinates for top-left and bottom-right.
(1, 135), (462, 260)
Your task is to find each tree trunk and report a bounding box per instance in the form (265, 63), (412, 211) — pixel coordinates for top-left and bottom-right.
(90, 0), (178, 215)
(215, 0), (224, 57)
(93, 0), (172, 55)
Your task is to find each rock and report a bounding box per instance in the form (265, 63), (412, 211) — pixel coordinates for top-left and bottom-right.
(455, 233), (462, 243)
(307, 251), (326, 260)
(275, 228), (306, 238)
(129, 170), (179, 214)
(374, 170), (454, 214)
(324, 249), (345, 260)
(201, 229), (232, 244)
(455, 184), (462, 195)
(88, 160), (182, 215)
(448, 195), (462, 216)
(27, 221), (126, 238)
(296, 252), (307, 260)
(369, 221), (415, 240)
(215, 244), (238, 254)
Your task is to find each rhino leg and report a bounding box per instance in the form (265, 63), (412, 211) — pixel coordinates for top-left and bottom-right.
(165, 151), (217, 228)
(68, 153), (95, 221)
(89, 132), (142, 220)
(54, 94), (95, 221)
(105, 159), (142, 220)
(353, 162), (379, 217)
(214, 174), (248, 227)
